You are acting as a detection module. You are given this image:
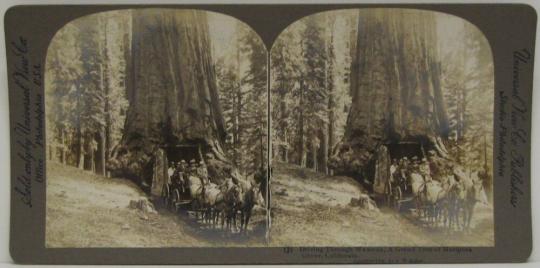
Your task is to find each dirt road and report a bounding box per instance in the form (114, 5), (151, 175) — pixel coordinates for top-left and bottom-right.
(269, 162), (495, 247)
(46, 161), (494, 248)
(46, 162), (266, 248)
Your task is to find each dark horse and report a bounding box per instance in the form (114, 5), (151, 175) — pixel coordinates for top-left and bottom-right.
(237, 181), (259, 234)
(253, 167), (269, 208)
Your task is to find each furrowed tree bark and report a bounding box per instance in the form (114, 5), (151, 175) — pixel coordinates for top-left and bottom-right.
(115, 10), (233, 188)
(337, 10), (451, 174)
(321, 15), (335, 175)
(232, 37), (240, 166)
(103, 19), (113, 177)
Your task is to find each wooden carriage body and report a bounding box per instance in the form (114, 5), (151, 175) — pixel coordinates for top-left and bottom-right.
(371, 142), (426, 194)
(150, 144), (204, 198)
(367, 140), (436, 211)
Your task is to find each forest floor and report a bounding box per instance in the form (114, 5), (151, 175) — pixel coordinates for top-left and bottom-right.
(269, 162), (495, 247)
(46, 162), (267, 248)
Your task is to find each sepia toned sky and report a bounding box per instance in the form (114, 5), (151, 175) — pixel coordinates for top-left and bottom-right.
(208, 12), (240, 62)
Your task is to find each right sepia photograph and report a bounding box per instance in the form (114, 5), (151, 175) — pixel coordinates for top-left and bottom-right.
(269, 9), (494, 247)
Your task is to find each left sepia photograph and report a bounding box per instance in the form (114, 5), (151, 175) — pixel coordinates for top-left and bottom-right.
(45, 9), (269, 248)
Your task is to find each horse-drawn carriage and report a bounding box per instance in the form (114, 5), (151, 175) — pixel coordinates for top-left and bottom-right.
(369, 141), (489, 230)
(149, 145), (202, 211)
(161, 174), (194, 212)
(371, 141), (426, 211)
(383, 167), (411, 211)
(149, 145), (264, 234)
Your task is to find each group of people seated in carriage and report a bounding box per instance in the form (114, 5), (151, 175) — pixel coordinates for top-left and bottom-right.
(387, 149), (490, 230)
(161, 155), (265, 234)
(388, 150), (450, 195)
(167, 159), (209, 198)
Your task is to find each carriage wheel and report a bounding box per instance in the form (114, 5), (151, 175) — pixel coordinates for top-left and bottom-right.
(384, 182), (393, 207)
(171, 188), (181, 213)
(161, 184), (170, 208)
(393, 187), (402, 211)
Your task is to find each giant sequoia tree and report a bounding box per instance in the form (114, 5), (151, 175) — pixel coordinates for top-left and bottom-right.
(47, 10), (263, 190)
(115, 10), (231, 186)
(337, 10), (451, 172)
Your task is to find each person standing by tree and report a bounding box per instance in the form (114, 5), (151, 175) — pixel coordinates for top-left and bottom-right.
(188, 159), (197, 177)
(399, 157), (410, 191)
(427, 150), (446, 182)
(390, 159), (398, 183)
(176, 160), (189, 194)
(197, 161), (209, 185)
(167, 162), (175, 184)
(419, 158), (432, 182)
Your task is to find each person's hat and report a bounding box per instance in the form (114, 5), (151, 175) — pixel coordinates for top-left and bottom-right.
(180, 159), (186, 163)
(412, 156), (418, 160)
(199, 161), (205, 165)
(190, 159), (196, 164)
